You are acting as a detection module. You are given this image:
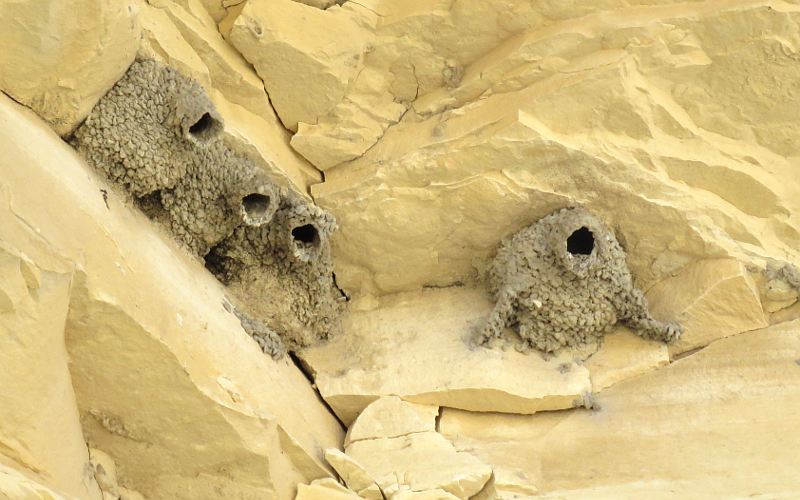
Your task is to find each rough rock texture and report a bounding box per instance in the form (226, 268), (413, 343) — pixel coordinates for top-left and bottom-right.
(440, 320), (800, 498)
(295, 478), (363, 500)
(646, 258), (767, 357)
(300, 287), (593, 425)
(72, 59), (343, 351)
(0, 94), (343, 499)
(343, 398), (492, 499)
(296, 1), (800, 298)
(0, 0), (140, 135)
(480, 206), (682, 352)
(584, 327), (669, 392)
(0, 248), (101, 499)
(324, 449), (383, 500)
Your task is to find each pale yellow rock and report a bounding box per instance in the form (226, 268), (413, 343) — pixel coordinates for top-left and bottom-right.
(646, 258), (767, 357)
(0, 0), (140, 136)
(470, 473), (538, 500)
(228, 0), (372, 131)
(290, 65), (407, 169)
(345, 396), (438, 445)
(158, 0), (275, 118)
(0, 93), (343, 498)
(391, 489), (460, 500)
(0, 248), (101, 500)
(0, 463), (72, 500)
(771, 301), (800, 325)
(300, 287), (591, 425)
(346, 431), (492, 499)
(137, 1), (212, 87)
(88, 448), (146, 500)
(585, 326), (669, 392)
(296, 478), (362, 500)
(312, 3), (800, 297)
(324, 449), (382, 500)
(440, 321), (800, 497)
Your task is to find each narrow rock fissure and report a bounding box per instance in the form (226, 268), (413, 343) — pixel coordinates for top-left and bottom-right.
(288, 352), (347, 431)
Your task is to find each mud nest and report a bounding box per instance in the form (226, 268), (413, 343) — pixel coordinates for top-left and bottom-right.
(71, 59), (344, 356)
(477, 207), (682, 352)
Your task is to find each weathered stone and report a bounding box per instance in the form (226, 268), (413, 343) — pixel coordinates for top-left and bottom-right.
(0, 463), (73, 500)
(345, 396), (438, 445)
(392, 489), (460, 500)
(0, 93), (343, 499)
(227, 0), (372, 131)
(0, 248), (101, 499)
(346, 432), (491, 499)
(324, 449), (383, 500)
(0, 0), (140, 135)
(585, 326), (669, 392)
(312, 3), (800, 298)
(300, 287), (591, 425)
(296, 478), (362, 500)
(440, 321), (800, 497)
(646, 258), (767, 356)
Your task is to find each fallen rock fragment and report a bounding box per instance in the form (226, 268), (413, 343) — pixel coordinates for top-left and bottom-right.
(296, 478), (362, 500)
(646, 258), (767, 356)
(346, 431), (491, 499)
(300, 287), (591, 425)
(325, 449), (383, 500)
(339, 397), (491, 499)
(345, 395), (438, 445)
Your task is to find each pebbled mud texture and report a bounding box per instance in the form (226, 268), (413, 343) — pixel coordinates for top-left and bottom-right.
(71, 59), (342, 355)
(477, 207), (682, 353)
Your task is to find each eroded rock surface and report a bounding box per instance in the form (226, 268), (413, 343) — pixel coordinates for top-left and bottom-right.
(300, 287), (592, 424)
(440, 321), (800, 498)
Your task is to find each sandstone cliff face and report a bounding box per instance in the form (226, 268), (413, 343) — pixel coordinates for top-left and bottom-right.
(1, 0), (799, 499)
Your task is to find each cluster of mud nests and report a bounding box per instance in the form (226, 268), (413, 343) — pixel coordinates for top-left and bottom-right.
(478, 207), (682, 352)
(72, 60), (343, 357)
(73, 60), (682, 358)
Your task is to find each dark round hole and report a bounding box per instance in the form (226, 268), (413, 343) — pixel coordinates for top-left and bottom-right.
(291, 224), (319, 245)
(189, 112), (215, 136)
(567, 226), (594, 255)
(242, 193), (270, 219)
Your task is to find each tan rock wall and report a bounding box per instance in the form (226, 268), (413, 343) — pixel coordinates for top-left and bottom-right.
(0, 0), (140, 136)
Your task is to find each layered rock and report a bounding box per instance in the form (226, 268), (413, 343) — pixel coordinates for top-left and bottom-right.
(299, 287), (593, 425)
(273, 1), (800, 298)
(439, 321), (800, 497)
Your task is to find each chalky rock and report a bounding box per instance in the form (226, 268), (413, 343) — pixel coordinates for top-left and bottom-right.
(72, 59), (342, 353)
(478, 207), (682, 352)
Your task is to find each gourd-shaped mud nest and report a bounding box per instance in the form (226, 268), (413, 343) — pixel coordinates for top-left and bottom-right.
(478, 207), (682, 353)
(71, 59), (345, 357)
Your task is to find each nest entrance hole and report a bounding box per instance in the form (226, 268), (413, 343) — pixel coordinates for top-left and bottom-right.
(242, 193), (271, 221)
(567, 226), (594, 255)
(188, 112), (221, 142)
(292, 224), (319, 247)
